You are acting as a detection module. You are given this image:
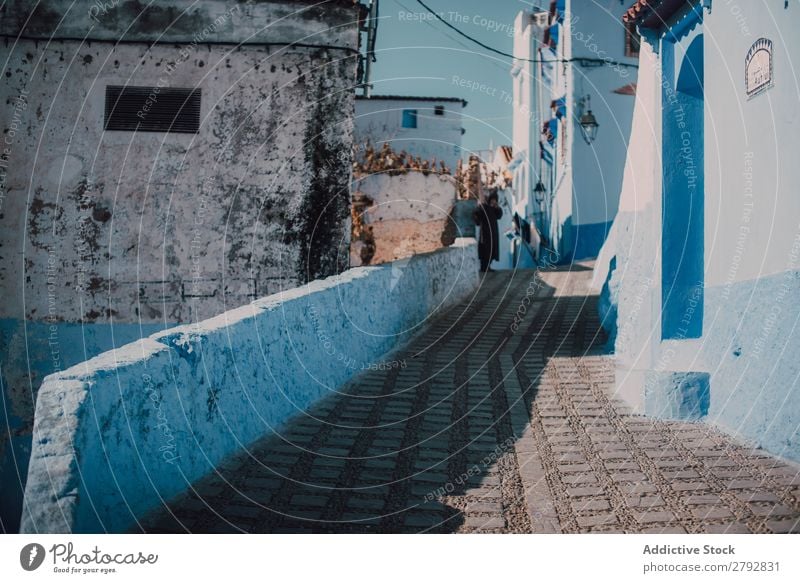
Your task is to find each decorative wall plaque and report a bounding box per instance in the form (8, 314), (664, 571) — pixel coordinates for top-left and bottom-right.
(745, 38), (773, 99)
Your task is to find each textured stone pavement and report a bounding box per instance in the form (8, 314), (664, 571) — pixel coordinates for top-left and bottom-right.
(140, 265), (800, 533)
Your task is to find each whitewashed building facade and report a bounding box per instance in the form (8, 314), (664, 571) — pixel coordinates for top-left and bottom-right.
(354, 95), (466, 171)
(595, 0), (800, 462)
(510, 1), (639, 263)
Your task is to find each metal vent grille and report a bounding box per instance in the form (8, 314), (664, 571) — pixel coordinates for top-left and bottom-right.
(104, 86), (201, 133)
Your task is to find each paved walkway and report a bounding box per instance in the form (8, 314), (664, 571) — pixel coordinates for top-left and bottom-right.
(141, 265), (800, 533)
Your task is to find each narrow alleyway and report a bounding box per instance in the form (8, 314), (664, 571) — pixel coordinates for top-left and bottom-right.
(141, 265), (800, 534)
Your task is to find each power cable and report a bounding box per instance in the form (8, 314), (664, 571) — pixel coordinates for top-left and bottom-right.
(392, 0), (511, 75)
(414, 0), (638, 68)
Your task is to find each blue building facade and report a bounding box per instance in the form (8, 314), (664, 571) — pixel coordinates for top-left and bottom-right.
(596, 0), (800, 461)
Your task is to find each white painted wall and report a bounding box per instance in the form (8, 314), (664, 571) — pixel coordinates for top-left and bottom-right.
(510, 10), (545, 242)
(699, 3), (800, 460)
(570, 0), (638, 228)
(354, 97), (465, 171)
(511, 1), (637, 261)
(704, 7), (800, 287)
(595, 41), (662, 412)
(511, 10), (536, 178)
(595, 3), (800, 461)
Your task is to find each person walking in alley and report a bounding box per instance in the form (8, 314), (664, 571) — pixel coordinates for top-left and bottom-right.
(473, 191), (503, 272)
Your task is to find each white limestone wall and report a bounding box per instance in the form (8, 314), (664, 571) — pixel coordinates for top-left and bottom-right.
(20, 240), (479, 533)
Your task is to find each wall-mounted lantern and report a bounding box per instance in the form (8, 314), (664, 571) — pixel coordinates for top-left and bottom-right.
(578, 95), (599, 145)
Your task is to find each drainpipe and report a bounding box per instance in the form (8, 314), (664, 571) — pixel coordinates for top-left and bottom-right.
(363, 0), (379, 97)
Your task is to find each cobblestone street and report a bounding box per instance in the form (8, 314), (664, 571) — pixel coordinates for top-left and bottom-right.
(141, 265), (800, 534)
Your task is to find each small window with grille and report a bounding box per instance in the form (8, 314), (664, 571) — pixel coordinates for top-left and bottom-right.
(434, 105), (444, 116)
(104, 86), (201, 133)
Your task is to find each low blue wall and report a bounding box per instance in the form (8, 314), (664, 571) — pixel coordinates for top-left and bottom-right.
(20, 240), (479, 533)
(0, 320), (169, 532)
(701, 271), (800, 460)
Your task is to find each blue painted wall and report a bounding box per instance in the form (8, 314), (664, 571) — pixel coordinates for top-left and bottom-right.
(572, 220), (614, 261)
(1, 320), (171, 532)
(661, 29), (704, 340)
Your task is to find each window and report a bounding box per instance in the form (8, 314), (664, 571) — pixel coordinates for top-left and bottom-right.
(625, 21), (641, 58)
(434, 105), (444, 116)
(401, 109), (418, 129)
(104, 86), (201, 133)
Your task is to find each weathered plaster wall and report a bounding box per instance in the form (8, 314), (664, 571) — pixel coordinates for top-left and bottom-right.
(0, 0), (359, 47)
(20, 240), (479, 533)
(0, 0), (361, 531)
(351, 172), (457, 265)
(1, 41), (356, 324)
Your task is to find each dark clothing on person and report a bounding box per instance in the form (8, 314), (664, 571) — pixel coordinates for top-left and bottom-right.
(473, 202), (503, 272)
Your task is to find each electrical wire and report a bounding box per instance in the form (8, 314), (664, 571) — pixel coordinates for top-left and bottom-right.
(392, 0), (511, 75)
(414, 0), (638, 68)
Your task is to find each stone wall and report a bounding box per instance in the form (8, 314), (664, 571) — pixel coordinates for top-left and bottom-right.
(0, 0), (361, 532)
(351, 172), (458, 266)
(20, 240), (479, 533)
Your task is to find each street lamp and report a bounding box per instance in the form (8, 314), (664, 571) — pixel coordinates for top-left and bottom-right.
(579, 95), (599, 145)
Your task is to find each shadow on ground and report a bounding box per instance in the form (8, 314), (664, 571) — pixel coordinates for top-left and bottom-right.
(138, 265), (800, 534)
(138, 268), (582, 533)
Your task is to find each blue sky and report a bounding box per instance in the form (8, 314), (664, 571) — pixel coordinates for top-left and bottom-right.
(369, 0), (543, 154)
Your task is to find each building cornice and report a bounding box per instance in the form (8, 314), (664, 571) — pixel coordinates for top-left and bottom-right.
(623, 0), (706, 31)
(0, 0), (363, 48)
